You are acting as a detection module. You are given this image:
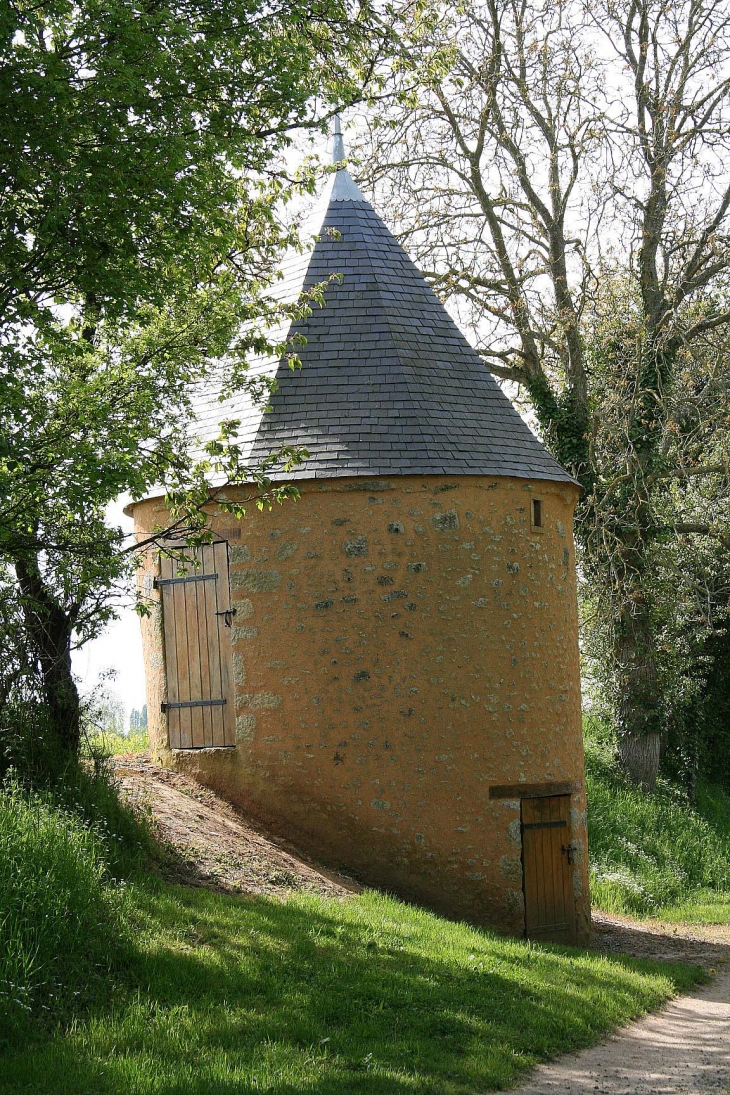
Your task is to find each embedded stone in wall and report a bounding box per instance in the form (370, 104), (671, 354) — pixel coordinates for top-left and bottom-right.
(339, 480), (393, 492)
(431, 510), (459, 531)
(500, 854), (523, 883)
(236, 715), (256, 743)
(343, 536), (368, 557)
(232, 653), (246, 685)
(230, 545), (251, 564)
(235, 692), (282, 710)
(504, 888), (525, 920)
(507, 818), (522, 847)
(232, 598), (254, 619)
(231, 569), (281, 592)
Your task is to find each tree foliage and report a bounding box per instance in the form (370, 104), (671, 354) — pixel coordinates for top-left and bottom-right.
(356, 0), (730, 787)
(0, 0), (386, 760)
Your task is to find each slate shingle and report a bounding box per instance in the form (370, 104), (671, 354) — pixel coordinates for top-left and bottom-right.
(194, 168), (575, 485)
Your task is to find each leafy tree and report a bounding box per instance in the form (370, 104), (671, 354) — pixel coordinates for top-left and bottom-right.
(580, 280), (730, 785)
(129, 706), (147, 732)
(357, 0), (730, 787)
(0, 0), (385, 762)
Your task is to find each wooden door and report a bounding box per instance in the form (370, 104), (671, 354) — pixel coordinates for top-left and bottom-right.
(157, 541), (236, 749)
(521, 795), (576, 942)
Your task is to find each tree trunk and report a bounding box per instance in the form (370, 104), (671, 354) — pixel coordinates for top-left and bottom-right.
(613, 598), (662, 790)
(616, 730), (661, 792)
(13, 554), (80, 756)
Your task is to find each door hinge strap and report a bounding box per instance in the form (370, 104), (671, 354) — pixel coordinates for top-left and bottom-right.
(154, 572), (218, 588)
(161, 699), (227, 711)
(522, 819), (567, 830)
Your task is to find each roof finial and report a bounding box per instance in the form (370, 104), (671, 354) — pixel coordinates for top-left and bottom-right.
(332, 114), (345, 166)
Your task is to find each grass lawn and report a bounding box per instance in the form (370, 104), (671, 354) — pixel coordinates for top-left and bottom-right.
(1, 881), (700, 1095)
(585, 720), (730, 918)
(652, 891), (730, 925)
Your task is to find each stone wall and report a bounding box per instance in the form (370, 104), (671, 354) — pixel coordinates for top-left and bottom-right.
(132, 474), (589, 941)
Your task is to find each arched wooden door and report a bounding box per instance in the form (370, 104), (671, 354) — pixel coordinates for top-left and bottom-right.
(156, 541), (236, 749)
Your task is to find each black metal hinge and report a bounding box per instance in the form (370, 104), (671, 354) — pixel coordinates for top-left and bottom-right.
(154, 572), (218, 588)
(161, 699), (227, 712)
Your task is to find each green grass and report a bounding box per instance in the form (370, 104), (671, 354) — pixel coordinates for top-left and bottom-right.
(0, 880), (699, 1094)
(0, 759), (152, 1042)
(585, 720), (730, 919)
(0, 783), (130, 1039)
(85, 724), (149, 757)
(657, 892), (730, 925)
(2, 721), (723, 1092)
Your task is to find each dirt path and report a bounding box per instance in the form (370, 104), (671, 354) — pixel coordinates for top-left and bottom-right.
(114, 753), (360, 899)
(591, 909), (730, 969)
(511, 966), (730, 1094)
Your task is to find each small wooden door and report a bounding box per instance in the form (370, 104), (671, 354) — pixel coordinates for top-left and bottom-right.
(521, 795), (576, 942)
(157, 541), (236, 750)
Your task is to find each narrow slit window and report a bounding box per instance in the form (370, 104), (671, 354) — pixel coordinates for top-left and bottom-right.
(532, 499), (543, 528)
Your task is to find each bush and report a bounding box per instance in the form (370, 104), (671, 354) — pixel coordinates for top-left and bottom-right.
(85, 724), (149, 758)
(0, 783), (129, 1040)
(1, 695), (152, 877)
(0, 699), (59, 787)
(0, 709), (153, 1043)
(585, 719), (730, 915)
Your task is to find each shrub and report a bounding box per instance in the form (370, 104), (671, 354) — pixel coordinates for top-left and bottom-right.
(585, 719), (730, 915)
(0, 784), (130, 1040)
(0, 711), (152, 1042)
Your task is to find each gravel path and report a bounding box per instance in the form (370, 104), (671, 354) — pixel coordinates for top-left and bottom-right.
(511, 965), (730, 1094)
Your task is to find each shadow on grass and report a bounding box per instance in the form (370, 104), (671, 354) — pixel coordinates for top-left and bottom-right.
(0, 883), (703, 1095)
(591, 908), (730, 963)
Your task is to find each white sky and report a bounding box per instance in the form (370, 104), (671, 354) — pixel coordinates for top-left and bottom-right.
(72, 497), (147, 721)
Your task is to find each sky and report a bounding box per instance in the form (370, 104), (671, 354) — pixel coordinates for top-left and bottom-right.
(72, 497), (147, 721)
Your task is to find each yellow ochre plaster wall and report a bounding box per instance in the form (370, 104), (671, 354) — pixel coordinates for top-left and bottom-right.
(132, 474), (589, 941)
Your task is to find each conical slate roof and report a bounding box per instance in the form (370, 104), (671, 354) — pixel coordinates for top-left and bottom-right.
(196, 134), (574, 485)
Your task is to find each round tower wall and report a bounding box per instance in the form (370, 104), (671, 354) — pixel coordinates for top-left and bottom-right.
(132, 474), (589, 941)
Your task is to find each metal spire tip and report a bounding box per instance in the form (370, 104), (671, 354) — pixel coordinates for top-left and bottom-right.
(332, 115), (345, 166)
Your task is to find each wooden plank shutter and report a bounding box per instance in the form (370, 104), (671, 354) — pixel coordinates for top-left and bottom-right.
(521, 794), (576, 942)
(157, 541), (235, 749)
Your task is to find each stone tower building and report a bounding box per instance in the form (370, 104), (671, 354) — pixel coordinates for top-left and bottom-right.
(131, 124), (590, 944)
